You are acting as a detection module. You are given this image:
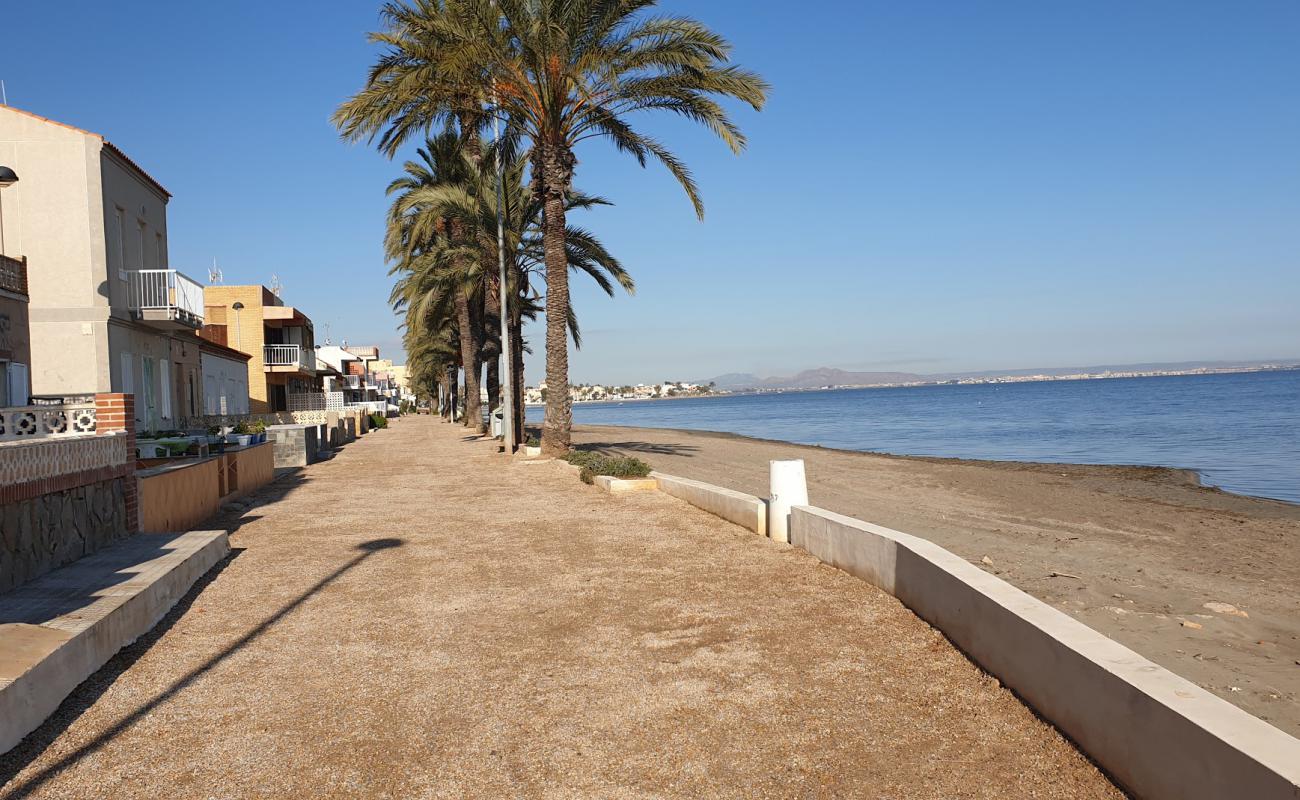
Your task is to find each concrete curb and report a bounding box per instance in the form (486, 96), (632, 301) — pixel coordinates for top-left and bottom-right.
(651, 472), (768, 537)
(594, 475), (658, 493)
(789, 505), (1300, 800)
(0, 530), (230, 755)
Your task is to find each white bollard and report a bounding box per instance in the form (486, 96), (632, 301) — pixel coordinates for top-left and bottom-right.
(768, 459), (808, 544)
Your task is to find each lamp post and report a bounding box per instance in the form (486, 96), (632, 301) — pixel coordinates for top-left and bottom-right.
(492, 98), (514, 453)
(231, 301), (245, 352)
(0, 165), (18, 257)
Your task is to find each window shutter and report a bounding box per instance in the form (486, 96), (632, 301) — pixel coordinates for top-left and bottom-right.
(160, 359), (172, 419)
(7, 362), (28, 406)
(120, 352), (134, 395)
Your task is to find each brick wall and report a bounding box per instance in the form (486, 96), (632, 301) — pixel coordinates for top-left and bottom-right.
(94, 393), (138, 533)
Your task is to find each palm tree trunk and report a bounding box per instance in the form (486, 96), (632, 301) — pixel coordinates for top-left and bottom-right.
(540, 145), (574, 455)
(455, 286), (485, 433)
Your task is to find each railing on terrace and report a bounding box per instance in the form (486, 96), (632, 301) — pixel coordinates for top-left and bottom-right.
(126, 269), (204, 324)
(0, 402), (97, 442)
(263, 344), (316, 371)
(287, 391), (347, 412)
(0, 254), (28, 296)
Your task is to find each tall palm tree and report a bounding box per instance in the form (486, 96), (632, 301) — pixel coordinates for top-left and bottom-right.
(432, 0), (767, 453)
(337, 0), (766, 455)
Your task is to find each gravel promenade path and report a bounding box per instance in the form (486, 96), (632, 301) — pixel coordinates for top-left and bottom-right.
(1, 417), (1120, 799)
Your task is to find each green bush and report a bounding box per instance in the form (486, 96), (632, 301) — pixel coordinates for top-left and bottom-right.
(562, 451), (652, 484)
(369, 412), (389, 429)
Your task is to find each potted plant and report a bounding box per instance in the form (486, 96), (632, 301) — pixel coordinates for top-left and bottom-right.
(251, 418), (268, 443)
(206, 425), (226, 454)
(229, 421), (255, 447)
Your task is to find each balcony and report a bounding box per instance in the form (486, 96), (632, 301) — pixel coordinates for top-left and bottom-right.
(126, 269), (204, 329)
(263, 344), (316, 374)
(0, 254), (28, 296)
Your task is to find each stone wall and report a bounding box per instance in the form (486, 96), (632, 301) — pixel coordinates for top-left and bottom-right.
(268, 424), (319, 468)
(0, 393), (137, 593)
(0, 475), (128, 593)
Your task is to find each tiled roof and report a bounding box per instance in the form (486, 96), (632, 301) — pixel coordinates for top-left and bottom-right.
(1, 104), (172, 198)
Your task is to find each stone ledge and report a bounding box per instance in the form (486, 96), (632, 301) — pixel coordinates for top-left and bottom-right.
(0, 529), (229, 755)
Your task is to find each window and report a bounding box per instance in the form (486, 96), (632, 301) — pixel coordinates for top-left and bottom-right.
(113, 207), (127, 279)
(156, 232), (165, 269)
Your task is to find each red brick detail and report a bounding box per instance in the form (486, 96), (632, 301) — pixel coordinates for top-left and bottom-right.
(95, 392), (139, 532)
(0, 463), (134, 506)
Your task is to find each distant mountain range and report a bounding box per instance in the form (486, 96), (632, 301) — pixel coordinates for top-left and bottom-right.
(700, 359), (1299, 391)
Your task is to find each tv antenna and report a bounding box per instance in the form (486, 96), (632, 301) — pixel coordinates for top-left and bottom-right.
(207, 257), (223, 285)
(269, 273), (283, 297)
(323, 322), (332, 345)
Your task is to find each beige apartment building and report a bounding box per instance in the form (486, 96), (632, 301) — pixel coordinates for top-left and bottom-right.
(201, 285), (321, 413)
(0, 105), (206, 430)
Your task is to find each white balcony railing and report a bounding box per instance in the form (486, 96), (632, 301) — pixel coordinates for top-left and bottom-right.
(0, 402), (98, 443)
(127, 269), (204, 324)
(264, 344), (315, 371)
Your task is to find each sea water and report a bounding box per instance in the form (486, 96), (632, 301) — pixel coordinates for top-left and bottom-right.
(527, 369), (1300, 503)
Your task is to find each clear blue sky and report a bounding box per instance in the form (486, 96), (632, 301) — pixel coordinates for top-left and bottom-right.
(5, 1), (1298, 384)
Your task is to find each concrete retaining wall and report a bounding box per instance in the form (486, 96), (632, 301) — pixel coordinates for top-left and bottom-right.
(0, 530), (229, 755)
(653, 472), (767, 537)
(789, 505), (1300, 800)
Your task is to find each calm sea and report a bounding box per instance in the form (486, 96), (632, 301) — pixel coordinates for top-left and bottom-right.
(527, 369), (1300, 504)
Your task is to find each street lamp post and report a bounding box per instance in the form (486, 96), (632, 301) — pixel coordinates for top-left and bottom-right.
(232, 301), (245, 352)
(492, 99), (515, 453)
(0, 166), (19, 257)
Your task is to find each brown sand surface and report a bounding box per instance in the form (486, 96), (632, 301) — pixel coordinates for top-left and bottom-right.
(0, 417), (1120, 799)
(568, 423), (1300, 738)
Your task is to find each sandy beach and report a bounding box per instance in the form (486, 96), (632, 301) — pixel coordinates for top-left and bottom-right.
(567, 423), (1300, 737)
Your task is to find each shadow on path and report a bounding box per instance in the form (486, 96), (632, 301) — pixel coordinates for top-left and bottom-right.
(0, 537), (405, 799)
(576, 440), (700, 458)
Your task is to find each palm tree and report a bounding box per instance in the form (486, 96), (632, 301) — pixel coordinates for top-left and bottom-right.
(434, 0), (767, 453)
(403, 133), (633, 440)
(336, 0), (766, 455)
(386, 132), (491, 432)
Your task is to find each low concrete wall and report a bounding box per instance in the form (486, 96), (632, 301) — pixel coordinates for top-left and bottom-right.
(653, 472), (767, 537)
(594, 475), (657, 493)
(137, 459), (221, 534)
(0, 530), (228, 755)
(267, 424), (319, 469)
(789, 505), (1300, 800)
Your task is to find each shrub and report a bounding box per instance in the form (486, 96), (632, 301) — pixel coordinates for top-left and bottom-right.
(369, 412), (389, 429)
(526, 435), (540, 447)
(562, 451), (651, 484)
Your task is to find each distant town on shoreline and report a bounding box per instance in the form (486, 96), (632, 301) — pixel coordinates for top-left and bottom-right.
(524, 359), (1300, 404)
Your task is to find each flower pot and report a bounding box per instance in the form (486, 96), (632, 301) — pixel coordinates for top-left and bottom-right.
(228, 434), (254, 447)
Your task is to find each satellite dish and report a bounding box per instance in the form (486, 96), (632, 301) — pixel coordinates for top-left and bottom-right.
(270, 273), (283, 297)
(207, 257), (223, 285)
